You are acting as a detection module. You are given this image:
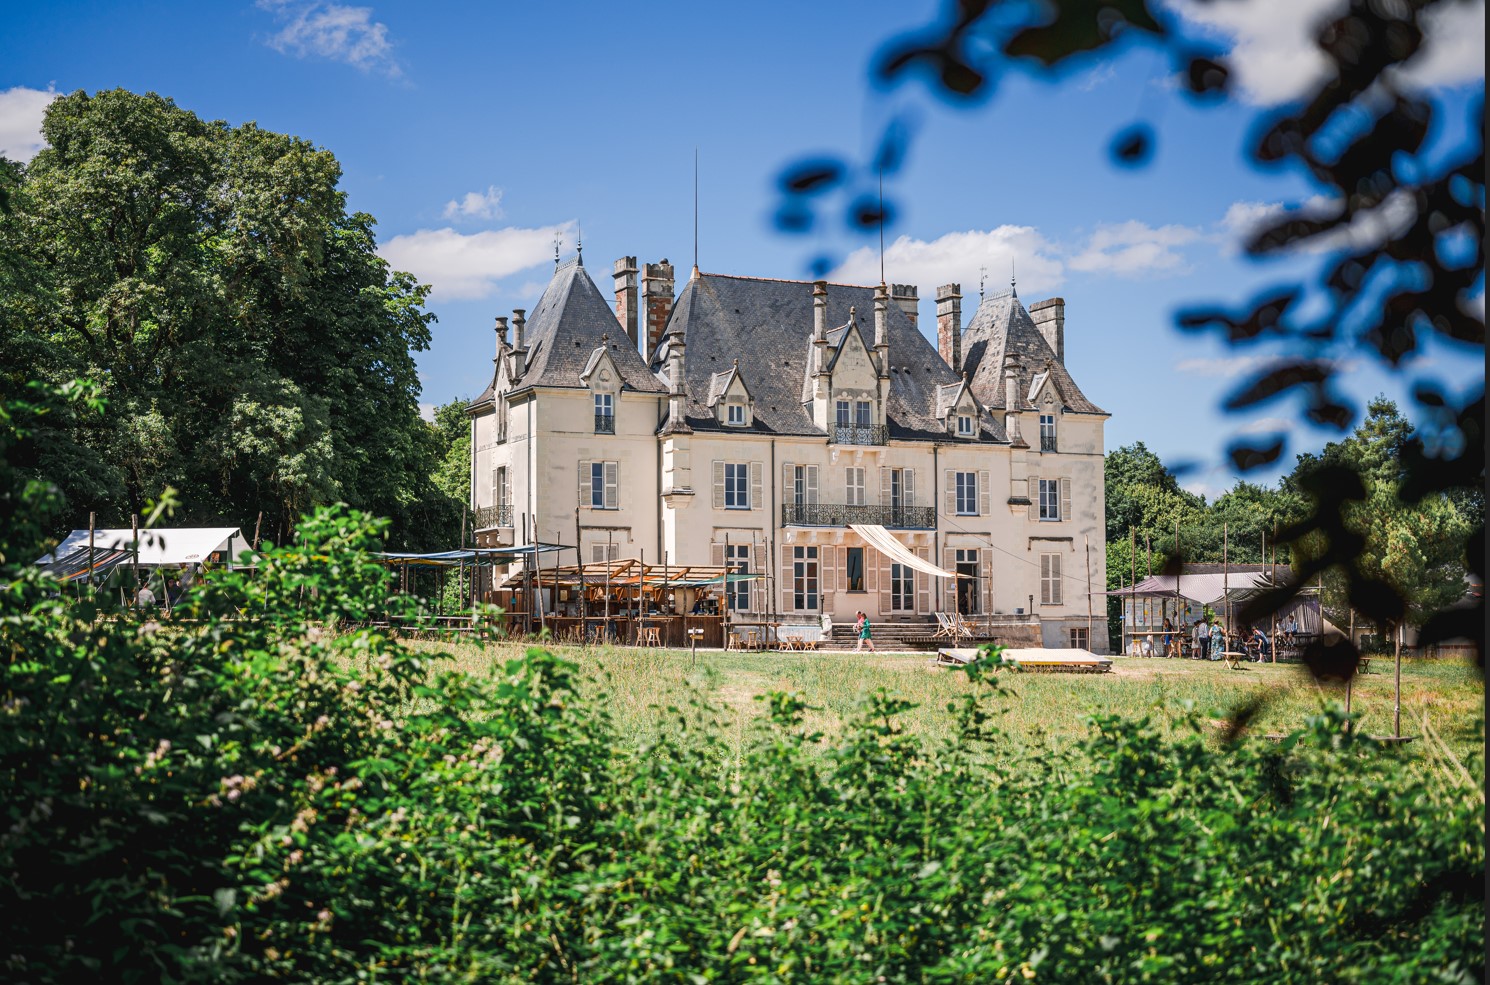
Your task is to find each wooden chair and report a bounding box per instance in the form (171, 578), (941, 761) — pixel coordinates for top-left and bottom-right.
(726, 630), (743, 651)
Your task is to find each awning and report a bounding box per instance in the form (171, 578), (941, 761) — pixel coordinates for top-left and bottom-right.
(848, 524), (961, 580)
(37, 528), (253, 567)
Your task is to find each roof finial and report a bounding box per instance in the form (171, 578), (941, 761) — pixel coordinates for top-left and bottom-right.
(979, 264), (987, 302)
(693, 147), (700, 276)
(554, 233), (561, 267)
(1010, 258), (1017, 298)
(576, 220), (583, 266)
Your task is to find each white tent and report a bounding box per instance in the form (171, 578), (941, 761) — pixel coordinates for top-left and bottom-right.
(37, 528), (254, 567)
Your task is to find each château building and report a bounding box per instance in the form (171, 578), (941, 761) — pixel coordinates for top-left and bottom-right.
(469, 251), (1109, 650)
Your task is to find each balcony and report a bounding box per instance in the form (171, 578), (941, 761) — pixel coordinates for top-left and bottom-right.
(594, 413), (615, 434)
(782, 503), (936, 529)
(830, 423), (888, 446)
(475, 504), (513, 530)
(1040, 435), (1058, 452)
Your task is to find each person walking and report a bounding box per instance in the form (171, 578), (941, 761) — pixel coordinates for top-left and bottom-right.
(1193, 618), (1208, 661)
(854, 611), (876, 652)
(1209, 619), (1226, 661)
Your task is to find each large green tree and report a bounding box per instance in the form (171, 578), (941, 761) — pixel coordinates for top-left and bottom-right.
(0, 89), (448, 548)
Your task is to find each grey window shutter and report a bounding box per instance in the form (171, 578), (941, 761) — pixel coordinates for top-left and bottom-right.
(750, 462), (763, 510)
(711, 542), (724, 567)
(943, 548), (958, 611)
(916, 547), (931, 614)
(781, 544), (794, 612)
(822, 545), (836, 594)
(604, 462), (619, 509)
(806, 465), (819, 505)
(878, 555), (891, 612)
(1060, 477), (1071, 522)
(712, 460), (725, 510)
(751, 543), (766, 612)
(782, 461), (794, 503)
(880, 467), (891, 507)
(905, 468), (915, 508)
(944, 471), (956, 515)
(978, 471), (991, 516)
(578, 461), (590, 509)
(981, 548), (995, 614)
(1028, 477), (1039, 522)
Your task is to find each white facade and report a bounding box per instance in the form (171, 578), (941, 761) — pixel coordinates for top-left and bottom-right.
(470, 257), (1110, 651)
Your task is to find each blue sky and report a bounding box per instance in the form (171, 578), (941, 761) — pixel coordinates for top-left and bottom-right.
(3, 0), (1483, 498)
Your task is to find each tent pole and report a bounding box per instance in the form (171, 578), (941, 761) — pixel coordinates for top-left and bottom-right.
(1270, 522), (1278, 663)
(87, 512), (96, 592)
(576, 507), (587, 625)
(1128, 527), (1136, 657)
(1084, 536), (1093, 651)
(604, 530), (612, 642)
(1394, 621), (1402, 739)
(1222, 522), (1229, 635)
(131, 513), (140, 603)
(723, 531), (731, 644)
(1174, 518), (1181, 657)
(535, 514), (547, 635)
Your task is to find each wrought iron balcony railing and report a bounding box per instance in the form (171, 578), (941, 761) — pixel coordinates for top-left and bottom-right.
(781, 503), (936, 529)
(830, 424), (888, 446)
(1040, 435), (1058, 452)
(594, 413), (615, 434)
(475, 504), (513, 529)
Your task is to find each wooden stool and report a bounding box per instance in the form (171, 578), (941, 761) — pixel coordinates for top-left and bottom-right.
(639, 626), (661, 647)
(727, 631), (742, 651)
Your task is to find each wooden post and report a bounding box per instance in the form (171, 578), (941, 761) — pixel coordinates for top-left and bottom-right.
(1174, 518), (1182, 657)
(131, 513), (140, 599)
(252, 511), (263, 550)
(1222, 522), (1229, 635)
(723, 531), (731, 643)
(1346, 606), (1356, 731)
(575, 507), (587, 624)
(1084, 536), (1093, 651)
(1393, 621), (1402, 739)
(1270, 522), (1278, 663)
(534, 516), (547, 635)
(87, 512), (96, 590)
(603, 529), (612, 641)
(1128, 527), (1136, 657)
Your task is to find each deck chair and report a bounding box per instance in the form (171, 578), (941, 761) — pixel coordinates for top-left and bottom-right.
(932, 612), (956, 639)
(953, 613), (977, 639)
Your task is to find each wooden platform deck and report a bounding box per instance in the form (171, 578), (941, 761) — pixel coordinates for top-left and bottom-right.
(935, 647), (1113, 673)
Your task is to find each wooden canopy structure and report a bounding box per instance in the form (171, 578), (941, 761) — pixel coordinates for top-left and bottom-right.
(533, 559), (759, 589)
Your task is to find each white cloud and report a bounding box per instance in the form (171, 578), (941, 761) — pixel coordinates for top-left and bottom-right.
(442, 186), (504, 222)
(0, 85), (58, 163)
(1079, 63), (1118, 92)
(379, 222), (574, 301)
(1218, 191), (1414, 255)
(1167, 0), (1484, 105)
(1173, 355), (1273, 378)
(1391, 0), (1486, 90)
(258, 1), (400, 77)
(418, 402), (436, 422)
(1235, 416), (1294, 434)
(830, 226), (1064, 300)
(1066, 220), (1202, 276)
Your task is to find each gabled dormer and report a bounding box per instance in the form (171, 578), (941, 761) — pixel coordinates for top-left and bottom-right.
(820, 309), (885, 442)
(935, 377), (983, 439)
(707, 363), (755, 428)
(1028, 362), (1063, 452)
(580, 340), (623, 434)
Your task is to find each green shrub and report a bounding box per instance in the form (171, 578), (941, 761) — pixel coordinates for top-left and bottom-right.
(1, 392), (1483, 983)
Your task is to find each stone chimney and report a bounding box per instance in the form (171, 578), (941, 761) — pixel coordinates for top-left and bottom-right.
(936, 284), (962, 374)
(812, 280), (829, 376)
(873, 284), (889, 373)
(1003, 359), (1025, 447)
(1029, 297), (1065, 363)
(640, 259), (675, 362)
(508, 308), (527, 379)
(663, 331), (691, 432)
(493, 315), (508, 365)
(613, 256), (639, 350)
(890, 284), (919, 328)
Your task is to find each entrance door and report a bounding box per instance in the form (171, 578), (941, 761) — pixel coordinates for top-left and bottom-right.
(956, 562), (979, 615)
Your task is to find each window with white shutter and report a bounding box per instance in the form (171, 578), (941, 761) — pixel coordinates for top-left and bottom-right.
(724, 463), (750, 509)
(604, 462), (619, 510)
(1060, 477), (1072, 524)
(846, 467), (865, 506)
(1040, 553), (1063, 605)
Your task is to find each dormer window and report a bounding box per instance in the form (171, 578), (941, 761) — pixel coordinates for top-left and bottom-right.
(1039, 414), (1057, 451)
(594, 392), (615, 433)
(957, 414), (974, 436)
(726, 402), (747, 427)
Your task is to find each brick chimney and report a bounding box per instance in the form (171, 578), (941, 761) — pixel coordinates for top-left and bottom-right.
(936, 283), (962, 374)
(640, 259), (675, 362)
(613, 256), (639, 350)
(890, 283), (919, 328)
(1029, 297), (1065, 363)
(812, 280), (829, 376)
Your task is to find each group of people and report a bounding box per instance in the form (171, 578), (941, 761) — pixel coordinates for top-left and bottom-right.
(133, 565), (199, 611)
(1144, 614), (1298, 661)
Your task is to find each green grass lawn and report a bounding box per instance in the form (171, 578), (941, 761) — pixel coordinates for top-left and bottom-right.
(410, 638), (1484, 769)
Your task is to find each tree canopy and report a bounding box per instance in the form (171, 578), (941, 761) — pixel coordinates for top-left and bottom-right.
(0, 89), (454, 548)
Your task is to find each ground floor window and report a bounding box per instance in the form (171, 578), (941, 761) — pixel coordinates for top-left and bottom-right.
(726, 543), (750, 611)
(890, 562), (914, 611)
(1068, 626), (1088, 650)
(845, 546), (865, 592)
(792, 546), (819, 611)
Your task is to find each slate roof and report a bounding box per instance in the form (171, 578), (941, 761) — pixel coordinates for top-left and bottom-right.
(960, 292), (1107, 415)
(652, 272), (1004, 442)
(469, 258), (666, 410)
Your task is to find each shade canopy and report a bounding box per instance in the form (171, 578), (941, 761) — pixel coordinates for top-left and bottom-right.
(849, 524), (961, 580)
(37, 528), (252, 568)
(376, 544), (568, 566)
(1103, 571), (1272, 606)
